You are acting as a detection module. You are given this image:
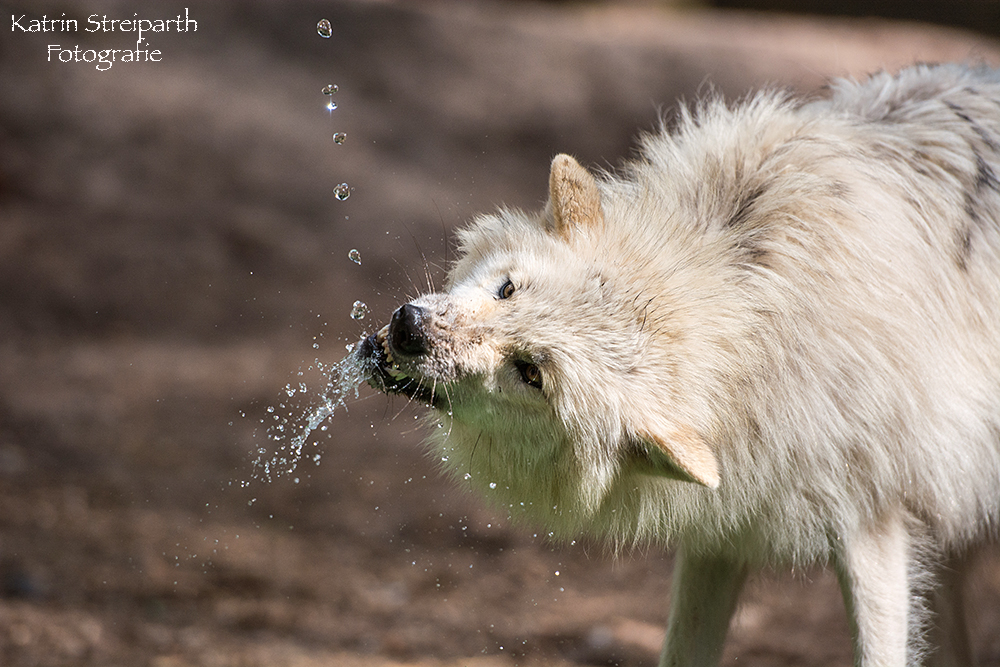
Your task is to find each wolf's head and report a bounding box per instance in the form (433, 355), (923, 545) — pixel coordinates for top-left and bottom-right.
(356, 155), (722, 537)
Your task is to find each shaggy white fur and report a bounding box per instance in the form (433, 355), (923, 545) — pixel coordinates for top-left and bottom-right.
(360, 64), (1000, 666)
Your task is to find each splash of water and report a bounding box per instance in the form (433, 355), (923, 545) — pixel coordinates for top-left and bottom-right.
(252, 352), (365, 482)
(253, 18), (363, 484)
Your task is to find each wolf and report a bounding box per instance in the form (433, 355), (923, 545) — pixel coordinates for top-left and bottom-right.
(355, 64), (1000, 666)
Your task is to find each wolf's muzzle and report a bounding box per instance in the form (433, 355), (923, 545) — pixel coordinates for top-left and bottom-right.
(389, 303), (428, 357)
(356, 303), (438, 405)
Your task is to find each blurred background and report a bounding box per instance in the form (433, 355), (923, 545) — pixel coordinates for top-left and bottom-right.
(1, 1), (999, 665)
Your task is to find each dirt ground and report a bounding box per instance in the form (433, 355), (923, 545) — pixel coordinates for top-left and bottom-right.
(3, 1), (1000, 665)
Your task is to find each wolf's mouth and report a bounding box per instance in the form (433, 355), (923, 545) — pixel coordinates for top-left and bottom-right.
(356, 324), (438, 406)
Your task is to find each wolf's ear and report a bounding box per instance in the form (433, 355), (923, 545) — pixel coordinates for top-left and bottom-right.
(548, 154), (603, 238)
(633, 422), (720, 489)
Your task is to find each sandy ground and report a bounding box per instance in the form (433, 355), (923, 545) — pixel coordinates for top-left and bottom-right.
(2, 1), (1000, 665)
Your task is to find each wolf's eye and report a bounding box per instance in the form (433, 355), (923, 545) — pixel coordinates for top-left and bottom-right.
(498, 279), (516, 300)
(514, 359), (542, 389)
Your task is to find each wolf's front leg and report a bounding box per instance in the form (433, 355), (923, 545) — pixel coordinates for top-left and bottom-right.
(659, 548), (748, 667)
(834, 513), (914, 667)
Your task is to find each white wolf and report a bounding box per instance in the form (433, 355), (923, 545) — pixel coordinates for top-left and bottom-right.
(356, 64), (1000, 666)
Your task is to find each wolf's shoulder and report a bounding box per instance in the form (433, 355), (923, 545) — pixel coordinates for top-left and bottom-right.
(607, 64), (1000, 290)
(817, 63), (1000, 125)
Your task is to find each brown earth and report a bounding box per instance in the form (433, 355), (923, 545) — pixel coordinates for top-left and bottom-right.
(2, 1), (1000, 665)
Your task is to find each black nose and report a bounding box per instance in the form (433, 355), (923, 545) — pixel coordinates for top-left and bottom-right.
(389, 303), (428, 356)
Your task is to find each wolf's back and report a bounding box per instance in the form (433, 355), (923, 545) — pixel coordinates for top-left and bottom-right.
(597, 63), (1000, 557)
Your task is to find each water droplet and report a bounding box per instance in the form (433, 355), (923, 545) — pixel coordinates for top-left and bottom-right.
(350, 300), (369, 320)
(326, 100), (338, 112)
(333, 132), (347, 145)
(348, 248), (361, 264)
(316, 19), (332, 38)
(489, 482), (497, 489)
(322, 83), (338, 95)
(334, 183), (351, 200)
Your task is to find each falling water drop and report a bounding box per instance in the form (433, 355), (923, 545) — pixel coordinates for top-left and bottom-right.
(333, 132), (347, 145)
(322, 85), (338, 111)
(316, 19), (332, 38)
(350, 300), (369, 320)
(348, 249), (362, 265)
(334, 183), (351, 200)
